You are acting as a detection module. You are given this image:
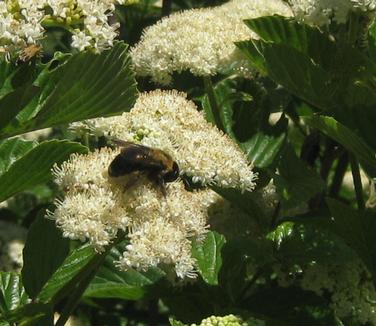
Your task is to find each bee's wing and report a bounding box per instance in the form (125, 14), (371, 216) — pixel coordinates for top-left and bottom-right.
(112, 138), (152, 152)
(112, 138), (135, 147)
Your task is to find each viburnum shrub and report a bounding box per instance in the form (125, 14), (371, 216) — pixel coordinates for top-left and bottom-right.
(0, 0), (375, 325)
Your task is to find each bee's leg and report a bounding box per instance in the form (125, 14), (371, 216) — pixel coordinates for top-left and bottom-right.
(159, 178), (167, 197)
(123, 177), (138, 193)
(147, 170), (166, 197)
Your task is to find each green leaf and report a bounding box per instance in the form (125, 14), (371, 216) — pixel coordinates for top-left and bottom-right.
(304, 115), (376, 176)
(0, 140), (87, 203)
(238, 15), (376, 115)
(243, 15), (334, 66)
(38, 245), (96, 303)
(326, 199), (376, 284)
(212, 186), (269, 229)
(191, 231), (226, 285)
(0, 85), (40, 130)
(0, 138), (37, 175)
(369, 20), (376, 61)
(85, 243), (165, 300)
(274, 145), (325, 210)
(263, 43), (335, 111)
(241, 132), (286, 168)
(169, 319), (187, 326)
(22, 211), (70, 299)
(201, 79), (252, 139)
(0, 272), (28, 315)
(0, 302), (53, 326)
(267, 222), (294, 248)
(271, 216), (357, 267)
(0, 42), (138, 138)
(220, 237), (273, 302)
(236, 39), (267, 74)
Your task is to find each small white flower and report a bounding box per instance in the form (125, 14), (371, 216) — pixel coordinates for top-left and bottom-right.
(71, 30), (92, 51)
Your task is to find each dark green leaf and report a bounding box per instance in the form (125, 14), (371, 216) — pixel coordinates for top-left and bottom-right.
(0, 272), (28, 315)
(267, 222), (294, 248)
(38, 245), (96, 303)
(236, 39), (267, 74)
(0, 42), (138, 138)
(272, 216), (357, 266)
(263, 43), (335, 111)
(243, 15), (335, 68)
(369, 20), (376, 61)
(0, 302), (52, 326)
(244, 16), (310, 52)
(212, 186), (269, 229)
(0, 85), (40, 130)
(238, 15), (376, 116)
(191, 231), (226, 285)
(84, 282), (144, 301)
(241, 132), (286, 168)
(0, 140), (87, 203)
(22, 212), (70, 299)
(274, 145), (325, 210)
(85, 243), (165, 300)
(169, 319), (187, 326)
(220, 237), (273, 302)
(0, 138), (37, 175)
(201, 79), (252, 139)
(304, 115), (376, 176)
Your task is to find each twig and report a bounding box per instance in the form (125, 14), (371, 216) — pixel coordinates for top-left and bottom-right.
(349, 154), (365, 210)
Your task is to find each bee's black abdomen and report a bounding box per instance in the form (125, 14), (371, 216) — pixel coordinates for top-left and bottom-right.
(108, 146), (157, 178)
(108, 154), (138, 177)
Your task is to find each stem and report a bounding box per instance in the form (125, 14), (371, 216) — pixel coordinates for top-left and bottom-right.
(203, 76), (225, 132)
(269, 201), (281, 230)
(162, 0), (172, 17)
(240, 268), (263, 301)
(329, 152), (348, 198)
(82, 133), (90, 148)
(350, 154), (365, 210)
(300, 131), (320, 167)
(320, 139), (337, 181)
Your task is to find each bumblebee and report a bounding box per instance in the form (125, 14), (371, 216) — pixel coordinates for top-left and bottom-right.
(108, 139), (179, 196)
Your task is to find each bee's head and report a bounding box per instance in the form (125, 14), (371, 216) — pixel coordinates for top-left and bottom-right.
(163, 162), (179, 182)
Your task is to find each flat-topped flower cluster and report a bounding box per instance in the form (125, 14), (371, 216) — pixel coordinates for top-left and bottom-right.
(130, 0), (292, 84)
(53, 90), (257, 278)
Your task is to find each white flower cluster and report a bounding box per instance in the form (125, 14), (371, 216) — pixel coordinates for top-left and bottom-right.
(71, 90), (257, 192)
(51, 146), (219, 278)
(287, 0), (376, 26)
(55, 90), (257, 278)
(0, 221), (27, 272)
(130, 0), (292, 84)
(0, 0), (124, 58)
(0, 0), (45, 57)
(191, 314), (264, 326)
(274, 259), (376, 324)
